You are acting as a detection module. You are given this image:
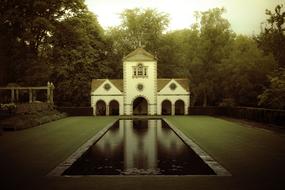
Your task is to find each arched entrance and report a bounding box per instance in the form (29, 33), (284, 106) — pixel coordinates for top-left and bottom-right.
(133, 97), (148, 115)
(109, 100), (119, 115)
(96, 100), (106, 115)
(175, 100), (185, 115)
(161, 100), (171, 115)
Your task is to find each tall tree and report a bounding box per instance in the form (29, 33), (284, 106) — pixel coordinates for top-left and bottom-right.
(50, 12), (113, 106)
(256, 4), (285, 69)
(0, 0), (86, 85)
(219, 36), (276, 106)
(189, 8), (234, 106)
(257, 4), (285, 109)
(107, 8), (169, 57)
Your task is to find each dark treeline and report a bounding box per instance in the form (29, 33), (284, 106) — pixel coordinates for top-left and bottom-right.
(0, 1), (284, 109)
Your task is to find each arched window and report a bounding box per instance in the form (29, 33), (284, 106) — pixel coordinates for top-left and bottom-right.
(137, 64), (143, 76)
(133, 63), (147, 78)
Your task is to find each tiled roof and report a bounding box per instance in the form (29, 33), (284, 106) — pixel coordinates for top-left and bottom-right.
(91, 79), (105, 92)
(157, 78), (189, 92)
(175, 78), (190, 92)
(157, 79), (171, 91)
(109, 79), (123, 92)
(91, 78), (189, 92)
(123, 48), (156, 61)
(91, 79), (123, 92)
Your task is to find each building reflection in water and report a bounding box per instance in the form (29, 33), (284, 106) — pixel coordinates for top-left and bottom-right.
(63, 119), (215, 175)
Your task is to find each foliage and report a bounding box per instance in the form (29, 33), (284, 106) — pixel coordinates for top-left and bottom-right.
(0, 0), (87, 85)
(0, 103), (16, 111)
(256, 4), (285, 69)
(218, 36), (276, 106)
(50, 12), (113, 106)
(187, 8), (234, 106)
(107, 8), (169, 56)
(256, 4), (285, 109)
(258, 69), (285, 109)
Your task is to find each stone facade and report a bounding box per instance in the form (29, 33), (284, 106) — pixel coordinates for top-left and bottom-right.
(91, 48), (190, 115)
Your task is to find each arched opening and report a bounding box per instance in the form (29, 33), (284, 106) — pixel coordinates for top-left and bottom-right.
(161, 100), (171, 115)
(109, 100), (119, 115)
(175, 100), (185, 115)
(96, 100), (106, 115)
(133, 97), (148, 115)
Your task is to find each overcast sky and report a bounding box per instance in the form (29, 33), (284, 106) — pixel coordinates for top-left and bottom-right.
(85, 0), (285, 35)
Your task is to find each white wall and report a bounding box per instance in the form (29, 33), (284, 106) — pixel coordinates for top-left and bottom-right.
(123, 61), (157, 115)
(91, 79), (123, 115)
(157, 79), (190, 115)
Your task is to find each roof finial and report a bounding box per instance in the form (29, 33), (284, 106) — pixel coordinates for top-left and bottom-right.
(138, 40), (142, 48)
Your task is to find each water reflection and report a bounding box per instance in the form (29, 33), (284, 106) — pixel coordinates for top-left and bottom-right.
(63, 119), (215, 175)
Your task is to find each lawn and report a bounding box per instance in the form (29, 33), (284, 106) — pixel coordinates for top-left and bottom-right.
(0, 116), (285, 190)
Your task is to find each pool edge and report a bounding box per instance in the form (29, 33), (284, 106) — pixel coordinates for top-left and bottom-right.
(163, 118), (231, 177)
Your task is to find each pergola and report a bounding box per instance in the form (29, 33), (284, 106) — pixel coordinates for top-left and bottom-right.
(0, 82), (55, 104)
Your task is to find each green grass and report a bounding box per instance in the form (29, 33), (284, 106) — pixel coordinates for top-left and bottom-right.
(0, 116), (116, 177)
(1, 116), (285, 190)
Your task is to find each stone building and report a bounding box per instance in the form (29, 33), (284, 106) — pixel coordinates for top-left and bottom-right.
(91, 48), (190, 115)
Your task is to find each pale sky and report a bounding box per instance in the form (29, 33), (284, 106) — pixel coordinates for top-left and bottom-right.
(85, 0), (285, 35)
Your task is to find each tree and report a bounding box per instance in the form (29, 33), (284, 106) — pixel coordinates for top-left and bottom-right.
(0, 0), (86, 85)
(257, 4), (285, 109)
(188, 8), (234, 106)
(50, 12), (113, 106)
(256, 4), (285, 69)
(107, 8), (169, 57)
(219, 36), (276, 106)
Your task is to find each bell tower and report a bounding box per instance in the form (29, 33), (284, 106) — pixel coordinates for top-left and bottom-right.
(123, 48), (157, 115)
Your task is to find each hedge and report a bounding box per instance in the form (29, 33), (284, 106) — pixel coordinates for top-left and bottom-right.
(189, 107), (285, 126)
(57, 107), (93, 116)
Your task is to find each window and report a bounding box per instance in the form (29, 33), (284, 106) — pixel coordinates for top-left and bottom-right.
(133, 63), (148, 78)
(138, 64), (143, 76)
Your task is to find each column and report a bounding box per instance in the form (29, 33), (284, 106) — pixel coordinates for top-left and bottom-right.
(106, 104), (109, 116)
(50, 83), (54, 105)
(185, 105), (188, 115)
(171, 103), (175, 115)
(29, 88), (33, 103)
(16, 89), (19, 102)
(11, 88), (15, 103)
(47, 82), (51, 103)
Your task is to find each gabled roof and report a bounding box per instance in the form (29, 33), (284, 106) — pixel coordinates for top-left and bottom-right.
(91, 79), (105, 92)
(91, 79), (124, 92)
(91, 78), (189, 92)
(123, 48), (156, 61)
(157, 79), (171, 91)
(157, 78), (189, 92)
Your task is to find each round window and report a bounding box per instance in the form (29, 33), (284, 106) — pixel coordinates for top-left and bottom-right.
(104, 83), (111, 91)
(137, 83), (144, 91)
(170, 83), (177, 90)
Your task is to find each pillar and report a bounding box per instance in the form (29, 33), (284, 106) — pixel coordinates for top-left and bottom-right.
(171, 103), (175, 116)
(106, 104), (109, 116)
(11, 88), (15, 103)
(29, 88), (33, 103)
(47, 82), (51, 103)
(16, 89), (19, 102)
(50, 82), (54, 105)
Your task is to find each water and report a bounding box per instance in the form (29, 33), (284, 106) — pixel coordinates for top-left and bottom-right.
(63, 119), (215, 175)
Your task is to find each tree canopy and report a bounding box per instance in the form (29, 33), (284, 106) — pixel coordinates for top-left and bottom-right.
(0, 2), (283, 109)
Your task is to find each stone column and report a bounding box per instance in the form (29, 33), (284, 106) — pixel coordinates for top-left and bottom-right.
(29, 88), (33, 103)
(93, 105), (96, 116)
(16, 89), (19, 102)
(11, 88), (15, 103)
(106, 104), (109, 116)
(50, 82), (54, 105)
(171, 103), (175, 115)
(185, 105), (188, 115)
(47, 82), (51, 104)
